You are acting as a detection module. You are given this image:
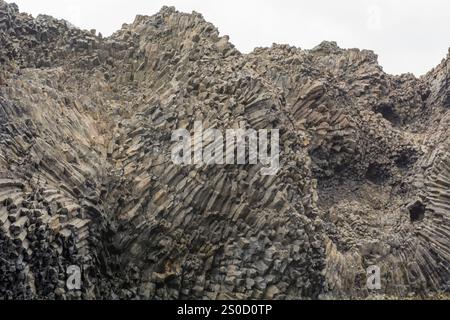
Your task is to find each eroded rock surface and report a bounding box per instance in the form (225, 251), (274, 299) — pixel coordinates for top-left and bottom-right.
(0, 1), (449, 299)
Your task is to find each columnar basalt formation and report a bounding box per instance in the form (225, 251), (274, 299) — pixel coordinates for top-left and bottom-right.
(0, 1), (449, 299)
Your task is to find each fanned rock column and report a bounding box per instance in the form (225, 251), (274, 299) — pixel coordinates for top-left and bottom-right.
(0, 1), (449, 299)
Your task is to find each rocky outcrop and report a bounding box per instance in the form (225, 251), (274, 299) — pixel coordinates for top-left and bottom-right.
(0, 1), (449, 299)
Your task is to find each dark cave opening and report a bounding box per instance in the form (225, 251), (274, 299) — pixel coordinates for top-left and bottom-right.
(408, 201), (426, 222)
(365, 163), (389, 184)
(374, 103), (401, 125)
(395, 149), (418, 168)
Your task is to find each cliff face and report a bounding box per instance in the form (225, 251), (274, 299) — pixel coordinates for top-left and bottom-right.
(0, 1), (449, 299)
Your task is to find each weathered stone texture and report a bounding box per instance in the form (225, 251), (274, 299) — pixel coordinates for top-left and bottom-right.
(0, 2), (449, 299)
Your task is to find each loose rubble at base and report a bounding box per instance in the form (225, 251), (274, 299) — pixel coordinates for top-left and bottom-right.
(0, 1), (449, 299)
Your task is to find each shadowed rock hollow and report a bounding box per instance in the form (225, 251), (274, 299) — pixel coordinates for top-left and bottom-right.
(0, 1), (449, 299)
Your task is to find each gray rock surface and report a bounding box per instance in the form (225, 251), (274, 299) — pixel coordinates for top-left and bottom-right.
(0, 1), (449, 299)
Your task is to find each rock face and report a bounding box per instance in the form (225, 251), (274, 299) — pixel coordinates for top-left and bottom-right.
(0, 1), (449, 299)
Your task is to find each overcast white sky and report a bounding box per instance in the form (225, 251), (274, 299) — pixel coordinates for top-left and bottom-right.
(13, 0), (450, 76)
